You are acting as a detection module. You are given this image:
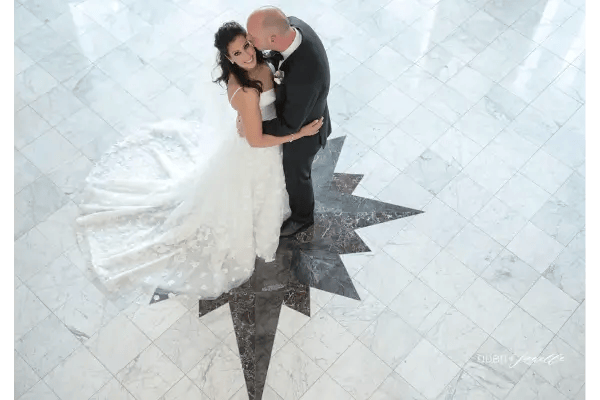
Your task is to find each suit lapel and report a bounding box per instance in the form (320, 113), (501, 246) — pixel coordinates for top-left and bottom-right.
(274, 18), (309, 108)
(279, 19), (306, 69)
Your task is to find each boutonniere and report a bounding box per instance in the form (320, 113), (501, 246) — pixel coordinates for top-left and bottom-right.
(274, 70), (285, 85)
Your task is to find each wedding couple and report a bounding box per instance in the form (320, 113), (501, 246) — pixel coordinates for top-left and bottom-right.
(76, 7), (332, 299)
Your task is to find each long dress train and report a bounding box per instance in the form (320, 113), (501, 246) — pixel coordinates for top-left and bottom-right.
(76, 89), (289, 299)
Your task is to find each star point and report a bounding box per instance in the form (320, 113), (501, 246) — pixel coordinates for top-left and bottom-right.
(152, 136), (423, 399)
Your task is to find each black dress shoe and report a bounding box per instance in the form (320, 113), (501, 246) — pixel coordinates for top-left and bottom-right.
(280, 219), (314, 237)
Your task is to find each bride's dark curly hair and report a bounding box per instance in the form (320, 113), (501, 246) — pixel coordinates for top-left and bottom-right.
(213, 21), (265, 93)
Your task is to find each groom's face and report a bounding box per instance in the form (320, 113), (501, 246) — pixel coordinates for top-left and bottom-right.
(246, 21), (271, 51)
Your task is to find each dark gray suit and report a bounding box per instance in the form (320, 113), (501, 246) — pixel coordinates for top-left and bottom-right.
(262, 16), (332, 225)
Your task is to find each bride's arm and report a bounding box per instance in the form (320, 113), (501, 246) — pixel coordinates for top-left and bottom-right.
(231, 88), (323, 148)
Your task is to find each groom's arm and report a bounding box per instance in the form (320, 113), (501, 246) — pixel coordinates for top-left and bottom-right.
(263, 69), (321, 138)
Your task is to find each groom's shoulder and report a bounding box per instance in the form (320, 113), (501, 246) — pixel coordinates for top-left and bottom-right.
(288, 16), (305, 25)
(290, 17), (326, 56)
(289, 16), (316, 37)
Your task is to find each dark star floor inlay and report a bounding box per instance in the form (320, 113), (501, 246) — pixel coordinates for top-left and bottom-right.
(152, 136), (422, 399)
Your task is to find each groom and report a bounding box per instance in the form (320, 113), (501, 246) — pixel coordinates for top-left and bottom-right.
(246, 7), (332, 237)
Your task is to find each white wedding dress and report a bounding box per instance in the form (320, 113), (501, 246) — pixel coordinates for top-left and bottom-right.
(76, 88), (290, 299)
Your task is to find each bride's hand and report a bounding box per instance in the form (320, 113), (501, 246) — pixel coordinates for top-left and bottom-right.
(299, 117), (324, 137)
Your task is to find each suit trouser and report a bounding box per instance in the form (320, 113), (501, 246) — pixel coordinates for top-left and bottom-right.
(282, 133), (323, 224)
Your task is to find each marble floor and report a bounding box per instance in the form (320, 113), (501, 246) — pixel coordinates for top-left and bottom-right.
(14, 0), (585, 399)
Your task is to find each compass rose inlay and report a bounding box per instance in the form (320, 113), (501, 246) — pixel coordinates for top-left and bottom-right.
(152, 136), (422, 399)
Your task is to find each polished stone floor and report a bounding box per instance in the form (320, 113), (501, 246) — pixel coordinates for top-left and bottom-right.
(14, 0), (585, 399)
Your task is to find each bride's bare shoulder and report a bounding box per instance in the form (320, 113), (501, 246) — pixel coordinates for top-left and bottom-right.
(227, 88), (259, 114)
(226, 74), (241, 99)
(227, 75), (260, 106)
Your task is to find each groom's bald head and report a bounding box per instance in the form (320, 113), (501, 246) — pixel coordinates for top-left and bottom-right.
(246, 6), (294, 51)
(248, 6), (290, 35)
(248, 7), (290, 35)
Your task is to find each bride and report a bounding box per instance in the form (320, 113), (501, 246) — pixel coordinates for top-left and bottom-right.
(76, 21), (323, 300)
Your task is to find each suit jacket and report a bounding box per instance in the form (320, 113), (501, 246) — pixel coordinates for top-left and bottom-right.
(262, 16), (332, 148)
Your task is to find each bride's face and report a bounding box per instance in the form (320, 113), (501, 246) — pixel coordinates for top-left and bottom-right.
(227, 35), (258, 71)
